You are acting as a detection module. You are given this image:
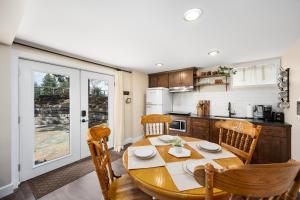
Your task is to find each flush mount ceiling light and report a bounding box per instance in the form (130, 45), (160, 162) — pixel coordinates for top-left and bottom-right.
(208, 50), (220, 56)
(156, 63), (164, 67)
(184, 8), (202, 22)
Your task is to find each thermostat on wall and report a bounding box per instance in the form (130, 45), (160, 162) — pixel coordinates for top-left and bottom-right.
(297, 101), (300, 119)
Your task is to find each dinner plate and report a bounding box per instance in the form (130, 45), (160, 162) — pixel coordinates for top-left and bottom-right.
(158, 135), (175, 143)
(185, 160), (199, 175)
(197, 141), (221, 152)
(134, 148), (156, 159)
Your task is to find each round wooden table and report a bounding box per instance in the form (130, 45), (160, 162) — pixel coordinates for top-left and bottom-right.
(122, 136), (244, 200)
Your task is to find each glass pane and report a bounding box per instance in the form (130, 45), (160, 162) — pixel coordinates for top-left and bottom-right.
(34, 72), (70, 165)
(88, 79), (109, 128)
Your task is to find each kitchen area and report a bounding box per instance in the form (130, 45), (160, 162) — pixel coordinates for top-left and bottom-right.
(146, 57), (291, 165)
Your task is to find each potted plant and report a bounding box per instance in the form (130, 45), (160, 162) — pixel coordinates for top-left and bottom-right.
(172, 136), (184, 153)
(217, 66), (237, 76)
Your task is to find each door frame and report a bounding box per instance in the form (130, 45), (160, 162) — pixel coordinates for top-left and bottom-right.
(11, 56), (115, 187)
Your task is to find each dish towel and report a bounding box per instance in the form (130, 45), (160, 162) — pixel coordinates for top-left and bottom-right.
(127, 145), (166, 170)
(165, 161), (202, 191)
(188, 141), (237, 160)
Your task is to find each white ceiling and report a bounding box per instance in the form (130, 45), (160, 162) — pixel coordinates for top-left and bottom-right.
(15, 0), (300, 73)
(0, 0), (28, 45)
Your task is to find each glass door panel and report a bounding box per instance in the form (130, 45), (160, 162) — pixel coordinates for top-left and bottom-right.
(80, 71), (114, 158)
(34, 72), (70, 165)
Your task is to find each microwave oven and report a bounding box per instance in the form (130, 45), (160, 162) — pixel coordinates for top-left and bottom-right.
(170, 120), (186, 132)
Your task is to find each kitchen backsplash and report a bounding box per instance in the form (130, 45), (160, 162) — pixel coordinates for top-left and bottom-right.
(172, 86), (280, 117)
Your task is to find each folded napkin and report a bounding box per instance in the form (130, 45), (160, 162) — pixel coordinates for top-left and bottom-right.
(165, 161), (202, 191)
(127, 145), (166, 170)
(188, 141), (237, 160)
(148, 136), (186, 146)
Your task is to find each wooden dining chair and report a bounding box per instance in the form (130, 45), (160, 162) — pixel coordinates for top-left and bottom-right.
(87, 124), (152, 200)
(141, 114), (172, 138)
(215, 120), (262, 164)
(194, 160), (300, 200)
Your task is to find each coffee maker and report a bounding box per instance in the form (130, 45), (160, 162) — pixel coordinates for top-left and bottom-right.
(254, 105), (272, 121)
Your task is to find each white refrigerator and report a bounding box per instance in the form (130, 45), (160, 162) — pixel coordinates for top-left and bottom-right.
(146, 87), (172, 114)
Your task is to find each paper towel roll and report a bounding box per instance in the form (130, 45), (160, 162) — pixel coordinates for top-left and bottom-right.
(246, 104), (253, 118)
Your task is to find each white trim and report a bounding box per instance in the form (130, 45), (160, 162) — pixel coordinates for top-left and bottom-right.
(0, 183), (14, 198)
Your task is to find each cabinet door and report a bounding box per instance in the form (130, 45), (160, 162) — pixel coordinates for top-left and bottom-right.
(169, 71), (181, 87)
(190, 118), (210, 140)
(157, 73), (169, 88)
(180, 69), (194, 86)
(149, 75), (158, 88)
(209, 119), (220, 144)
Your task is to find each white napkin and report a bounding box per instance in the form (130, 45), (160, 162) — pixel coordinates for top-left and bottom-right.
(165, 161), (203, 191)
(188, 141), (237, 160)
(127, 145), (166, 170)
(148, 136), (186, 146)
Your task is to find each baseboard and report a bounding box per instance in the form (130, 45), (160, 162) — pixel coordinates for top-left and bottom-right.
(0, 183), (14, 198)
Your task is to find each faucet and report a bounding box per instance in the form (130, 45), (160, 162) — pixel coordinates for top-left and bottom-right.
(228, 102), (236, 118)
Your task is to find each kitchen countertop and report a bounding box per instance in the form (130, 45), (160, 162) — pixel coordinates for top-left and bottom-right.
(186, 113), (292, 127)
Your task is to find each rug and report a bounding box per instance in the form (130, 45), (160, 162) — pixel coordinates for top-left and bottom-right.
(27, 148), (127, 199)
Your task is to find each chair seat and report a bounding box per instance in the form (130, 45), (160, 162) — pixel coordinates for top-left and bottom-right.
(108, 174), (152, 200)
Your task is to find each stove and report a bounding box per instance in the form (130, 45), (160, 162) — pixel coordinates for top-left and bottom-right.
(168, 111), (191, 116)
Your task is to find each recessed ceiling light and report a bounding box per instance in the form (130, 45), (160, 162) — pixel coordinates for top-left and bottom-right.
(208, 50), (220, 56)
(184, 8), (202, 22)
(156, 63), (164, 67)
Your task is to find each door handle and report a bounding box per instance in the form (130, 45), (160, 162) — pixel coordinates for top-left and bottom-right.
(82, 119), (89, 123)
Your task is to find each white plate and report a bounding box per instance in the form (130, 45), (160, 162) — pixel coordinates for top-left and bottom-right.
(197, 141), (221, 151)
(134, 148), (155, 159)
(159, 135), (175, 143)
(185, 160), (199, 175)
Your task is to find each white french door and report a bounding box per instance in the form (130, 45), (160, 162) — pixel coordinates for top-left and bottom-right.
(80, 71), (114, 158)
(19, 59), (114, 181)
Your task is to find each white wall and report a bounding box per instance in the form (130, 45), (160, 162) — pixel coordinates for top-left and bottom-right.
(0, 44), (12, 189)
(282, 40), (300, 161)
(173, 66), (279, 117)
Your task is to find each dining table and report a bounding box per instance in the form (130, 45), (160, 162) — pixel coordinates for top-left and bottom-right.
(122, 136), (244, 200)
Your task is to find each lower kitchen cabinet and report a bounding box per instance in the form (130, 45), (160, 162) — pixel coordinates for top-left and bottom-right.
(193, 118), (291, 164)
(190, 118), (210, 140)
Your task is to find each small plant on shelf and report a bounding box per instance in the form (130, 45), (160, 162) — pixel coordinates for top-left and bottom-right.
(217, 66), (236, 76)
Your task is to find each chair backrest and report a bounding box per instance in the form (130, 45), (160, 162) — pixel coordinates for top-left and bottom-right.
(141, 114), (172, 138)
(215, 120), (262, 164)
(194, 160), (300, 200)
(87, 124), (114, 200)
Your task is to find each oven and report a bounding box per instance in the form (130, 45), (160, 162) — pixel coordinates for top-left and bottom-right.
(170, 120), (187, 132)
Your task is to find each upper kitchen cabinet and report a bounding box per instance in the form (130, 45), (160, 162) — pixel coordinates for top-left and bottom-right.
(149, 73), (169, 88)
(232, 58), (280, 87)
(169, 68), (194, 88)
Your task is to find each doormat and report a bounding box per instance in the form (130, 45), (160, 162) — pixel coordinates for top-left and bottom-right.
(27, 148), (127, 199)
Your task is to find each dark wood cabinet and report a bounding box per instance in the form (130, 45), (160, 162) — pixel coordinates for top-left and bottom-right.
(180, 69), (194, 86)
(168, 68), (194, 88)
(251, 125), (291, 164)
(190, 118), (210, 140)
(169, 71), (181, 88)
(148, 73), (169, 88)
(193, 117), (291, 164)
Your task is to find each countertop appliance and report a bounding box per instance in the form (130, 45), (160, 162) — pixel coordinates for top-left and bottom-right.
(170, 119), (187, 132)
(254, 105), (273, 121)
(272, 112), (284, 122)
(146, 87), (172, 114)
